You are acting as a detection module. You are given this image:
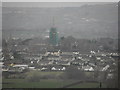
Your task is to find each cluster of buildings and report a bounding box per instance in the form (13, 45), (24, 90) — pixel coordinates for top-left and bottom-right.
(1, 46), (118, 75)
(1, 25), (118, 81)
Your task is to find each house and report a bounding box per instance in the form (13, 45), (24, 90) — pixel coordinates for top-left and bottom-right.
(77, 66), (82, 70)
(46, 50), (61, 56)
(60, 54), (73, 61)
(0, 57), (4, 61)
(96, 57), (101, 60)
(51, 65), (66, 71)
(73, 52), (79, 55)
(2, 65), (8, 72)
(41, 67), (48, 71)
(82, 65), (94, 71)
(8, 66), (24, 73)
(101, 65), (110, 71)
(46, 51), (60, 56)
(107, 73), (113, 79)
(61, 52), (73, 55)
(38, 60), (53, 66)
(0, 62), (4, 67)
(47, 55), (60, 61)
(28, 67), (35, 70)
(89, 63), (95, 67)
(13, 64), (28, 68)
(40, 66), (50, 71)
(12, 64), (28, 71)
(71, 59), (84, 66)
(55, 60), (70, 66)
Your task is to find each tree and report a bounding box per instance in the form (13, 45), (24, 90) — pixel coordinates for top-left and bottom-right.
(106, 63), (118, 88)
(2, 39), (11, 61)
(64, 66), (86, 80)
(13, 51), (21, 60)
(60, 36), (76, 51)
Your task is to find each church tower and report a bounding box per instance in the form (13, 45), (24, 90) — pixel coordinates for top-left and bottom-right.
(49, 17), (58, 46)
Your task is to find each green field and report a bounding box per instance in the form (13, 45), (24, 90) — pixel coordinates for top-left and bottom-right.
(25, 71), (64, 76)
(69, 83), (107, 88)
(2, 78), (106, 88)
(2, 71), (106, 88)
(3, 79), (75, 88)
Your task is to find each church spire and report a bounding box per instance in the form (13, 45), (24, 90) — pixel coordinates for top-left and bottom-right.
(52, 17), (55, 28)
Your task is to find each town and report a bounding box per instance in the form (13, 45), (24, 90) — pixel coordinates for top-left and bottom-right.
(1, 2), (119, 88)
(1, 26), (119, 88)
(1, 27), (118, 73)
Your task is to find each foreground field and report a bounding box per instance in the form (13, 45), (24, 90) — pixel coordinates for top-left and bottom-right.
(2, 71), (107, 88)
(69, 83), (107, 88)
(2, 78), (106, 88)
(3, 79), (76, 88)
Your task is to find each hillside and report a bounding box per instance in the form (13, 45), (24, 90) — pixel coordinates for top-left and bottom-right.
(2, 3), (118, 39)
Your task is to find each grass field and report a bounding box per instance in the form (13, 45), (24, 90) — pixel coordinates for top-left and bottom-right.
(69, 83), (107, 88)
(2, 78), (106, 88)
(2, 71), (106, 88)
(3, 79), (75, 88)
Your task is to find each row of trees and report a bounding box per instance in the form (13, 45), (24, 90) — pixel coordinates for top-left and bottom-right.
(58, 36), (118, 52)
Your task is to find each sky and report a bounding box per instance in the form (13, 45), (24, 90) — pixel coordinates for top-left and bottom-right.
(2, 2), (118, 39)
(2, 2), (116, 7)
(1, 0), (120, 2)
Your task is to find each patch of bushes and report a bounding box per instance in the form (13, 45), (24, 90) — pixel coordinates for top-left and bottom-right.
(25, 71), (60, 82)
(63, 66), (86, 80)
(25, 73), (41, 82)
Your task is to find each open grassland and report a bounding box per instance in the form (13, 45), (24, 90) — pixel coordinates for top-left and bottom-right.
(69, 82), (107, 88)
(3, 79), (75, 88)
(2, 78), (106, 88)
(2, 71), (106, 88)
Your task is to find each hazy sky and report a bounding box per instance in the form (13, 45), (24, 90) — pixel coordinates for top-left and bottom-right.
(2, 2), (115, 7)
(2, 0), (119, 2)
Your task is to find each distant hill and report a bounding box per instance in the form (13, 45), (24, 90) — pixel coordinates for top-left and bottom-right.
(2, 3), (118, 39)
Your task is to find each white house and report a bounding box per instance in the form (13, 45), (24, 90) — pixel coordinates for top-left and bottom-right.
(102, 65), (110, 71)
(82, 65), (94, 71)
(13, 64), (28, 68)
